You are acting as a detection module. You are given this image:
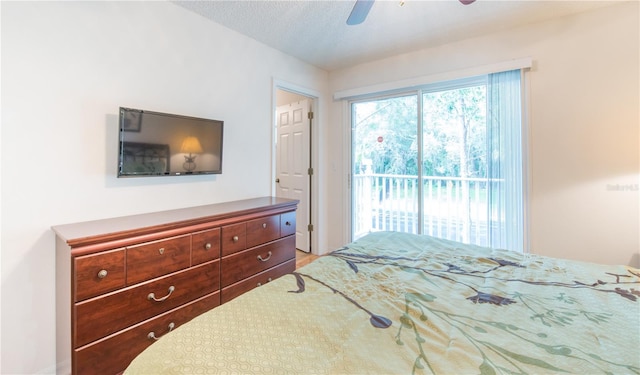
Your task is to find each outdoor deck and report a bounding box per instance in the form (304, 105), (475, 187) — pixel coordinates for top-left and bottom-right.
(353, 173), (503, 247)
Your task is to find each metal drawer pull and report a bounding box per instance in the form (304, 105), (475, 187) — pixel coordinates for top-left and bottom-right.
(285, 221), (292, 226)
(147, 322), (175, 341)
(205, 242), (212, 250)
(147, 286), (175, 302)
(262, 223), (267, 228)
(232, 235), (239, 243)
(257, 251), (272, 262)
(257, 278), (273, 287)
(97, 269), (108, 279)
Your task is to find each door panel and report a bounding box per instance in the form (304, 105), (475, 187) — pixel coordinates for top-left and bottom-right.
(351, 95), (419, 240)
(276, 99), (310, 252)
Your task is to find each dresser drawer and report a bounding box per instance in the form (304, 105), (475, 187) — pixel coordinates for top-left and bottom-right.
(221, 222), (246, 256)
(126, 235), (191, 285)
(192, 227), (220, 265)
(221, 236), (295, 287)
(246, 214), (281, 248)
(74, 248), (125, 302)
(75, 260), (220, 347)
(221, 258), (295, 304)
(280, 211), (296, 237)
(74, 292), (219, 375)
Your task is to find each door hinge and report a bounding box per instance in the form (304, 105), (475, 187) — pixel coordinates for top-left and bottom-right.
(307, 224), (314, 232)
(308, 111), (314, 120)
(308, 167), (313, 176)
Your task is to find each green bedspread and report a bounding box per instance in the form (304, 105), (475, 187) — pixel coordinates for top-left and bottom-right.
(125, 231), (640, 374)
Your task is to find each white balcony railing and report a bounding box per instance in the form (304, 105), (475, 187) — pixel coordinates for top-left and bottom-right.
(353, 173), (503, 247)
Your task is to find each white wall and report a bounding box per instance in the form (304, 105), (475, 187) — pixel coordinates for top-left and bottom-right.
(0, 2), (328, 373)
(326, 2), (639, 266)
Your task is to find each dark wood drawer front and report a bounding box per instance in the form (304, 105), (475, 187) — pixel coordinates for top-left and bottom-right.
(221, 258), (295, 304)
(192, 228), (220, 265)
(74, 292), (219, 375)
(75, 260), (220, 347)
(280, 211), (296, 237)
(221, 236), (295, 287)
(221, 222), (246, 256)
(246, 214), (281, 248)
(126, 235), (191, 285)
(74, 249), (125, 302)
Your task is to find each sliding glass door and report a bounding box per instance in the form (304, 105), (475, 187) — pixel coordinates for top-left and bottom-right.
(351, 94), (419, 239)
(351, 71), (524, 252)
(421, 79), (488, 245)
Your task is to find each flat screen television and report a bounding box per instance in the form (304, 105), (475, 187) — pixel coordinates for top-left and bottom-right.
(118, 107), (223, 177)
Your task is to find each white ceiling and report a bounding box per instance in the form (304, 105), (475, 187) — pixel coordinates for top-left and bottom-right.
(174, 0), (619, 71)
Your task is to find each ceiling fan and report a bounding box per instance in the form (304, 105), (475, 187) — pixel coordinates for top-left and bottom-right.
(347, 0), (476, 26)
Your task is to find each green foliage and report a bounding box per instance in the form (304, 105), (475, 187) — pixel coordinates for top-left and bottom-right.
(353, 95), (418, 175)
(353, 85), (487, 178)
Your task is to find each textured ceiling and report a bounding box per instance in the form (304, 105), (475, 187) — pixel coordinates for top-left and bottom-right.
(173, 0), (619, 71)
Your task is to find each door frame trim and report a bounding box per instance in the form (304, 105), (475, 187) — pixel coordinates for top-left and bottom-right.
(272, 78), (320, 255)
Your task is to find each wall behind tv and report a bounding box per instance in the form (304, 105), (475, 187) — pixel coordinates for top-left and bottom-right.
(326, 2), (639, 267)
(0, 2), (328, 373)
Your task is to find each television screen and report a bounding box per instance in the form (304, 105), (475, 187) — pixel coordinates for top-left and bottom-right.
(118, 107), (223, 177)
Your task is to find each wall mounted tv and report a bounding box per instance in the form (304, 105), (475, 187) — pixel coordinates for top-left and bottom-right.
(118, 107), (223, 177)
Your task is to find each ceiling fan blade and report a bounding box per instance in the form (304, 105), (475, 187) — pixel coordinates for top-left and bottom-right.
(459, 0), (476, 4)
(347, 0), (375, 25)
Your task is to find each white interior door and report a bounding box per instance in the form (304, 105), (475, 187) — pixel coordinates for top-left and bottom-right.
(276, 100), (310, 252)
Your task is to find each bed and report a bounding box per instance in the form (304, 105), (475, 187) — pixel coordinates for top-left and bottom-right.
(124, 231), (640, 374)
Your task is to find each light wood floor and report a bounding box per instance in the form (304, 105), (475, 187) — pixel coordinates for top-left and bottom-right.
(295, 250), (319, 269)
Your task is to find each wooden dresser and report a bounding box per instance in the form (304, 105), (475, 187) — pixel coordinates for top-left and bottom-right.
(53, 197), (298, 375)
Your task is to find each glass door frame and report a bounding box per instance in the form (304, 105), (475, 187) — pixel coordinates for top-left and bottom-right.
(347, 75), (489, 243)
(348, 89), (422, 242)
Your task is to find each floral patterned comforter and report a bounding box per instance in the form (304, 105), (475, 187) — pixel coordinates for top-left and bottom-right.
(125, 231), (640, 374)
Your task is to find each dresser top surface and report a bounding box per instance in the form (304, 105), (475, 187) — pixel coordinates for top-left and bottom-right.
(52, 197), (298, 244)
